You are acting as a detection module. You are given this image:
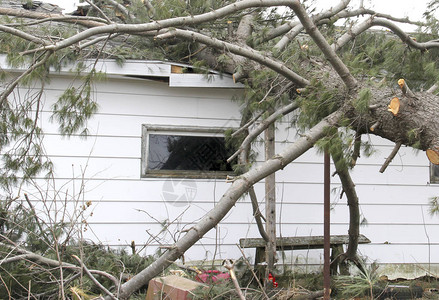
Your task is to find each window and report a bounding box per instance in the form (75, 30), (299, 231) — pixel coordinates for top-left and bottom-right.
(141, 125), (236, 178)
(431, 163), (439, 184)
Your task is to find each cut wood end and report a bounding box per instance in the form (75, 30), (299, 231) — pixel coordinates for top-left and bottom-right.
(296, 89), (301, 94)
(427, 149), (439, 165)
(387, 97), (400, 116)
(398, 79), (405, 89)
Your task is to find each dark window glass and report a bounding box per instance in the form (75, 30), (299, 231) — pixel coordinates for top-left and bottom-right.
(147, 134), (234, 172)
(431, 164), (439, 183)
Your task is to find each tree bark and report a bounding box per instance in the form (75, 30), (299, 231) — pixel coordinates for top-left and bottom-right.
(264, 116), (276, 284)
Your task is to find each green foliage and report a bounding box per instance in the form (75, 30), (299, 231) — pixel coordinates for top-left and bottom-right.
(50, 69), (101, 137)
(334, 260), (381, 299)
(341, 31), (439, 90)
(296, 77), (342, 131)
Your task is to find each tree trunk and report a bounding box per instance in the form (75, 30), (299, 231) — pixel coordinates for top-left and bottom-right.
(265, 118), (276, 285)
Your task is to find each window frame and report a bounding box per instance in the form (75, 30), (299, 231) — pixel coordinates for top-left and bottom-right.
(430, 163), (439, 184)
(141, 125), (236, 179)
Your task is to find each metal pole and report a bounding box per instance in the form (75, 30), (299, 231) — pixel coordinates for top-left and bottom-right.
(324, 151), (331, 299)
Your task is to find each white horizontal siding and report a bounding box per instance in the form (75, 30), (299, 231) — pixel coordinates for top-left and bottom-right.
(11, 67), (439, 279)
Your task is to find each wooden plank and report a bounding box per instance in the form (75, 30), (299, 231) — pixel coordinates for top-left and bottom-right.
(239, 234), (371, 250)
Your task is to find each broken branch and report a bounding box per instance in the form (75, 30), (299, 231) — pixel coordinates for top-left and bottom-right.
(379, 142), (402, 173)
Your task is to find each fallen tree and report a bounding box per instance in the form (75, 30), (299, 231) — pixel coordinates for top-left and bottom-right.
(1, 0), (439, 298)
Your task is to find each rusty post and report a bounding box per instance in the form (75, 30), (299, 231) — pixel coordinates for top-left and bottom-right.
(324, 151), (331, 299)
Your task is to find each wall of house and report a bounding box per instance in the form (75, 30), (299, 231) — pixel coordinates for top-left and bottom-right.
(19, 70), (439, 279)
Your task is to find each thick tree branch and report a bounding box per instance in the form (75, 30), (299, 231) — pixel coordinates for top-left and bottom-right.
(232, 12), (256, 81)
(274, 0), (350, 51)
(289, 2), (358, 90)
(332, 161), (360, 262)
(115, 110), (343, 299)
(7, 0), (300, 53)
(333, 17), (439, 52)
(0, 7), (108, 27)
(428, 83), (438, 94)
(0, 24), (50, 45)
(157, 29), (310, 87)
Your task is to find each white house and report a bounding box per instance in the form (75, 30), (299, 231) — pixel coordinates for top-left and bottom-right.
(3, 56), (439, 279)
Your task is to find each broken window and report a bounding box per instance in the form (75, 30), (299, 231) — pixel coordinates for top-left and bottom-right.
(431, 163), (439, 184)
(141, 126), (236, 178)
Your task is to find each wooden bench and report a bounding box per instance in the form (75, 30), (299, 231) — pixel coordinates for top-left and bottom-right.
(239, 234), (371, 274)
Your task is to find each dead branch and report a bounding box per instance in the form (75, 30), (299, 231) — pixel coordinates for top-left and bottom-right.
(379, 142), (402, 173)
(72, 255), (118, 300)
(289, 1), (358, 90)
